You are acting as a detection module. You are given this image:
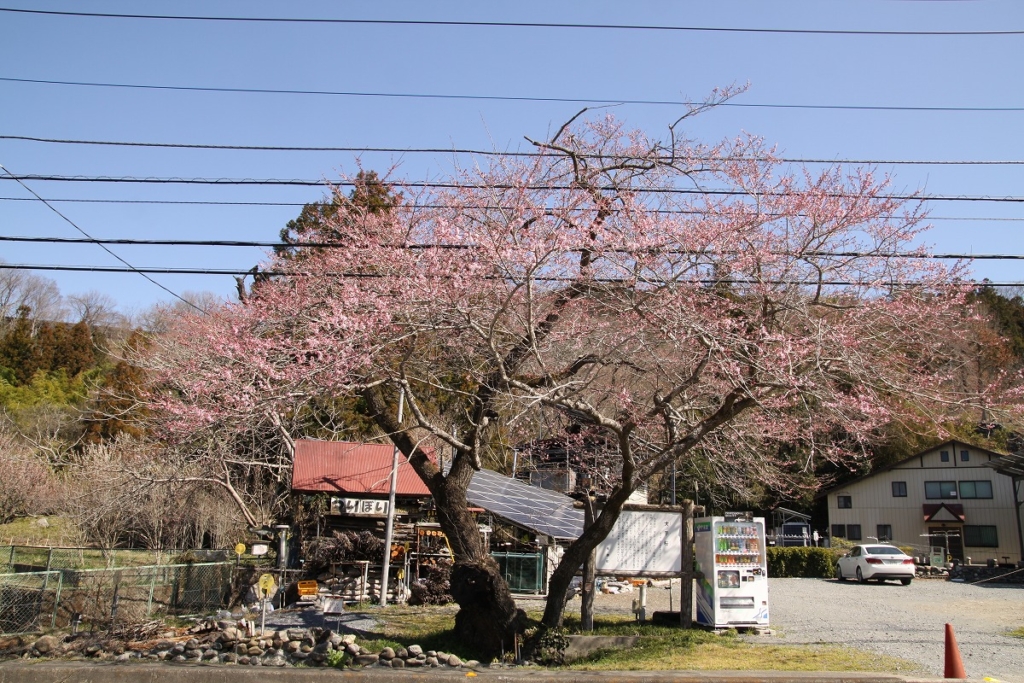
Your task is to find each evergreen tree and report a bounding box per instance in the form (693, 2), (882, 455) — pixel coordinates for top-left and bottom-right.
(53, 320), (94, 377)
(83, 330), (149, 444)
(32, 321), (57, 374)
(0, 306), (38, 385)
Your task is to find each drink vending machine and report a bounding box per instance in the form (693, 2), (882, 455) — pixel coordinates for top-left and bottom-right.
(694, 514), (769, 628)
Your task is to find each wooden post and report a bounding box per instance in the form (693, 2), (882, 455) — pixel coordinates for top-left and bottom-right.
(681, 500), (694, 627)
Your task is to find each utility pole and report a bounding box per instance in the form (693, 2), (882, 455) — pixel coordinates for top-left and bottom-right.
(380, 389), (405, 607)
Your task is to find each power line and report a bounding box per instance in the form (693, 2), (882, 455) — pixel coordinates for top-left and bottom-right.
(4, 135), (1024, 166)
(4, 174), (1024, 203)
(2, 235), (1022, 260)
(0, 164), (203, 313)
(1, 195), (1021, 221)
(1, 262), (1017, 288)
(2, 7), (1023, 36)
(3, 76), (1023, 112)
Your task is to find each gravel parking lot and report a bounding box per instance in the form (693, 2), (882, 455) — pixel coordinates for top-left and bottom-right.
(564, 576), (1024, 681)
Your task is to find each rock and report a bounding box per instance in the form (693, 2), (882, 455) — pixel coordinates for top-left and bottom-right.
(436, 651), (449, 663)
(380, 646), (395, 660)
(426, 650), (437, 657)
(184, 649), (201, 660)
(266, 655), (287, 667)
(217, 620), (234, 631)
(234, 643), (247, 655)
(287, 628), (310, 642)
(85, 644), (103, 656)
(426, 656), (439, 667)
(184, 638), (199, 651)
(202, 649), (218, 660)
(329, 634), (344, 648)
(171, 644), (185, 655)
(172, 655), (187, 662)
(300, 644), (313, 653)
(114, 653), (131, 662)
(247, 646), (264, 657)
(291, 651), (309, 660)
(448, 654), (462, 667)
(407, 644), (423, 656)
(345, 643), (360, 656)
(35, 517), (49, 527)
(285, 641), (300, 653)
(32, 635), (59, 655)
(238, 656), (250, 665)
(155, 640), (175, 651)
(156, 651), (170, 661)
(396, 647), (409, 659)
(379, 658), (393, 667)
(353, 653), (379, 667)
(406, 658), (424, 667)
(221, 653), (237, 663)
(340, 634), (357, 645)
(466, 659), (481, 668)
(249, 657), (261, 666)
(390, 656), (406, 668)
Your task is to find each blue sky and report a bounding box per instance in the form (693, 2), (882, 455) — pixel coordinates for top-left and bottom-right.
(1, 0), (1023, 315)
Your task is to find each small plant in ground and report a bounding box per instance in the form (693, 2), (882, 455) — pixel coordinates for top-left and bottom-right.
(524, 626), (570, 666)
(1007, 626), (1024, 639)
(325, 649), (347, 668)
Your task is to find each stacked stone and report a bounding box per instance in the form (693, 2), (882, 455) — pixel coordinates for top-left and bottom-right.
(26, 624), (480, 669)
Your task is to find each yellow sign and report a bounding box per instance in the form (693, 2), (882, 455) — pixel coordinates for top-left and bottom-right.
(234, 543), (246, 556)
(258, 573), (276, 598)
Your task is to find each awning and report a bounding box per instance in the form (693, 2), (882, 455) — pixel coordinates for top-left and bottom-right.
(923, 503), (965, 522)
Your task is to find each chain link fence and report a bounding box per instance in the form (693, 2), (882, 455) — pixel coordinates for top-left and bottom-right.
(0, 560), (234, 635)
(0, 545), (228, 573)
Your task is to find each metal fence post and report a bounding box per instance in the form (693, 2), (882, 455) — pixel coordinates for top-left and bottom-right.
(50, 571), (63, 629)
(8, 545), (14, 570)
(147, 569), (157, 617)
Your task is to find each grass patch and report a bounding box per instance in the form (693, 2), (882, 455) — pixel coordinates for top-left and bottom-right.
(353, 606), (922, 674)
(352, 604), (472, 660)
(1007, 626), (1024, 639)
(0, 516), (81, 548)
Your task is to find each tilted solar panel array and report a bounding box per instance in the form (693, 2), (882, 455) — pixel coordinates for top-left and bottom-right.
(466, 468), (584, 540)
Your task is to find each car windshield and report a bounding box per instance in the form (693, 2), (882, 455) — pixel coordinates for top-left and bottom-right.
(865, 546), (904, 555)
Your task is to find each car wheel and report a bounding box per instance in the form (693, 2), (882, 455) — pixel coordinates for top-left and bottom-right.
(900, 577), (912, 586)
(856, 567), (866, 584)
(835, 565), (846, 581)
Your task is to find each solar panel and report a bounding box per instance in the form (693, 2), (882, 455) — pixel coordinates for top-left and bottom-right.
(466, 468), (584, 540)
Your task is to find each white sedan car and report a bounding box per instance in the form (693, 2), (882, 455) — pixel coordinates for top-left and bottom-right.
(835, 544), (916, 585)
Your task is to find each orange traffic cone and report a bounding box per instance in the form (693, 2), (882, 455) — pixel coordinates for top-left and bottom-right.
(944, 623), (967, 679)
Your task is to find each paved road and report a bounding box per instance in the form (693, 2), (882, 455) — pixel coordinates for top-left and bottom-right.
(563, 577), (1023, 682)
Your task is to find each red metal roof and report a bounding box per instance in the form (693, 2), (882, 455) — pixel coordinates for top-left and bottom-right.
(292, 440), (431, 497)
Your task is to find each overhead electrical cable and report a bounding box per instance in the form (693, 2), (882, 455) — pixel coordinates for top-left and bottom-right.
(0, 263), (1015, 288)
(2, 196), (1015, 223)
(0, 163), (204, 313)
(3, 174), (1024, 203)
(2, 76), (1022, 112)
(0, 234), (1019, 261)
(2, 7), (1023, 35)
(0, 196), (1020, 222)
(3, 135), (1023, 166)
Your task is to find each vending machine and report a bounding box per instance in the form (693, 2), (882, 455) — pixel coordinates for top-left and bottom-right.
(694, 514), (769, 628)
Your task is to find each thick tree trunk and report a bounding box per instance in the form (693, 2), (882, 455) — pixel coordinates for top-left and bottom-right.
(363, 387), (524, 658)
(541, 485), (633, 628)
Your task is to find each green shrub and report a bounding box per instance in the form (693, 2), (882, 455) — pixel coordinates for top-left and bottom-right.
(766, 547), (839, 578)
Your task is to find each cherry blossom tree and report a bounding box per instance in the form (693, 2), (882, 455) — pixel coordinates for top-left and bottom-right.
(148, 105), (984, 654)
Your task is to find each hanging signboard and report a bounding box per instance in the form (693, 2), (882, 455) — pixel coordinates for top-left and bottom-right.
(331, 497), (389, 516)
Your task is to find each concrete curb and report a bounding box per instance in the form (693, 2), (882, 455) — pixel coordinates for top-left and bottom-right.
(0, 662), (957, 683)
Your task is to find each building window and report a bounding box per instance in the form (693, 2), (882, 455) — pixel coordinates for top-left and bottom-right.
(963, 525), (998, 547)
(847, 524), (862, 541)
(925, 481), (958, 499)
(891, 481), (907, 497)
(837, 495), (852, 508)
(959, 481), (993, 499)
(961, 450), (970, 462)
(877, 524), (893, 542)
(831, 524), (846, 539)
(940, 450), (950, 462)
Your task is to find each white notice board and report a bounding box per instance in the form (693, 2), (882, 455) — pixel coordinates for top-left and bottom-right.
(594, 509), (683, 577)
